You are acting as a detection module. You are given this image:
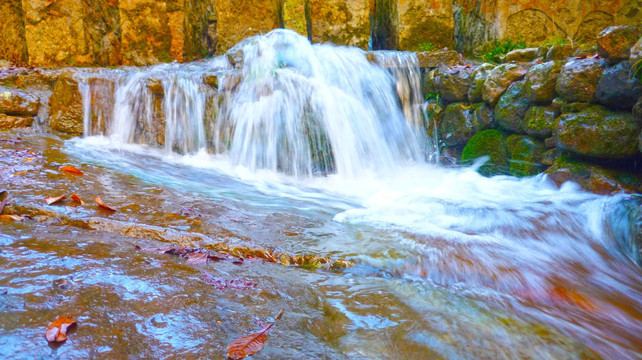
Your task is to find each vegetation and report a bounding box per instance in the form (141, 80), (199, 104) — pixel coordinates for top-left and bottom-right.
(479, 38), (528, 63)
(417, 42), (436, 52)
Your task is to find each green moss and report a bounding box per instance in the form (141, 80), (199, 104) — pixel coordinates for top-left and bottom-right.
(479, 38), (528, 63)
(461, 129), (509, 176)
(417, 42), (436, 52)
(508, 136), (546, 177)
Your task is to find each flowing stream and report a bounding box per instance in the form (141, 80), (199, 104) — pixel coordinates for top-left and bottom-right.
(2, 29), (641, 359)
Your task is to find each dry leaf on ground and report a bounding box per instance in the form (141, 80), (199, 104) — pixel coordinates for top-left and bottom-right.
(70, 194), (84, 205)
(226, 309), (284, 360)
(45, 314), (77, 343)
(45, 195), (66, 205)
(95, 197), (117, 212)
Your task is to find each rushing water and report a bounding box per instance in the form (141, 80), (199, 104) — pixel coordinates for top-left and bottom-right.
(6, 29), (640, 358)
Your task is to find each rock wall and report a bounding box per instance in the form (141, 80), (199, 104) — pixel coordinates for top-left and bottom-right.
(455, 0), (642, 56)
(425, 25), (642, 194)
(0, 0), (28, 66)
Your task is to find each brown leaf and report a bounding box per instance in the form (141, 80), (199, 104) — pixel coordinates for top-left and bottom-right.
(0, 214), (23, 221)
(95, 197), (117, 212)
(45, 314), (77, 343)
(226, 310), (284, 360)
(45, 195), (66, 205)
(186, 252), (208, 264)
(70, 194), (84, 205)
(60, 165), (83, 176)
(0, 196), (12, 214)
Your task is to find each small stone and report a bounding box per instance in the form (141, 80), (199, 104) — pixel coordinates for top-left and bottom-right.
(146, 78), (164, 95)
(522, 105), (558, 139)
(597, 26), (642, 65)
(541, 148), (560, 165)
(495, 81), (533, 133)
(544, 136), (556, 149)
(596, 61), (642, 110)
(482, 63), (528, 105)
(545, 44), (574, 61)
(203, 74), (219, 89)
(468, 63), (495, 103)
(555, 58), (604, 103)
(524, 61), (563, 104)
(505, 48), (539, 63)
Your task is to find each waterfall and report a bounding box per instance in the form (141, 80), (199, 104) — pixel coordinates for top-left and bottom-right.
(75, 29), (432, 178)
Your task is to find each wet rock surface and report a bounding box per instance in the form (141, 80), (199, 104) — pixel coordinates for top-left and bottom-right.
(0, 86), (40, 116)
(555, 58), (604, 103)
(596, 61), (642, 110)
(494, 81), (533, 133)
(597, 26), (642, 65)
(48, 73), (83, 135)
(482, 64), (527, 105)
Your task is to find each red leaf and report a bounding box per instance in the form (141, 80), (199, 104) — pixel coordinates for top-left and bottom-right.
(45, 195), (66, 205)
(226, 310), (284, 360)
(95, 197), (117, 212)
(60, 165), (83, 175)
(45, 314), (77, 343)
(70, 194), (84, 205)
(186, 252), (208, 264)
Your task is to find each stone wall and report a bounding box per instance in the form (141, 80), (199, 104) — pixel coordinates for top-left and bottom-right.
(0, 0), (640, 66)
(425, 25), (642, 194)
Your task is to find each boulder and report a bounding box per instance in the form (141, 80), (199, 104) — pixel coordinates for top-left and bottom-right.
(522, 105), (557, 139)
(505, 48), (539, 63)
(438, 102), (475, 146)
(524, 61), (563, 104)
(0, 86), (40, 116)
(546, 156), (641, 195)
(422, 69), (440, 96)
(555, 58), (604, 103)
(0, 114), (33, 129)
(468, 63), (494, 103)
(397, 0), (454, 51)
(438, 65), (474, 103)
(507, 135), (545, 177)
(634, 98), (642, 125)
(461, 129), (509, 176)
(597, 26), (641, 65)
(471, 102), (494, 130)
(555, 105), (640, 159)
(48, 73), (83, 135)
(545, 44), (574, 61)
(0, 0), (28, 66)
(416, 50), (466, 68)
(494, 81), (533, 133)
(541, 148), (560, 166)
(482, 63), (527, 105)
(308, 0), (370, 49)
(596, 61), (642, 111)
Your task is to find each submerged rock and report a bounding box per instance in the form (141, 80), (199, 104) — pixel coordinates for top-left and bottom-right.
(522, 105), (557, 139)
(596, 61), (642, 111)
(524, 61), (563, 104)
(0, 85), (40, 116)
(48, 73), (83, 135)
(597, 26), (641, 65)
(482, 63), (527, 105)
(546, 156), (642, 195)
(555, 58), (604, 103)
(555, 105), (640, 159)
(461, 129), (509, 176)
(507, 135), (545, 177)
(495, 81), (532, 133)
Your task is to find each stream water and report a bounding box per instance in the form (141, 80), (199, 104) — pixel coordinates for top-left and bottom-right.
(1, 29), (641, 359)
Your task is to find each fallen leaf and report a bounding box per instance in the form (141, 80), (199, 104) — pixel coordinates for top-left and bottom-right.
(46, 195), (66, 205)
(45, 314), (77, 343)
(24, 158), (34, 162)
(60, 165), (83, 175)
(227, 310), (284, 360)
(186, 252), (208, 264)
(70, 194), (84, 205)
(0, 214), (23, 221)
(135, 244), (176, 254)
(13, 171), (27, 176)
(0, 196), (12, 214)
(95, 197), (117, 212)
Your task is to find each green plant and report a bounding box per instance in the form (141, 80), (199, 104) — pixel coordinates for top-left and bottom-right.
(479, 38), (528, 63)
(632, 59), (642, 82)
(425, 92), (439, 101)
(417, 42), (436, 52)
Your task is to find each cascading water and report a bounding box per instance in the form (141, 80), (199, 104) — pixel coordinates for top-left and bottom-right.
(65, 29), (642, 359)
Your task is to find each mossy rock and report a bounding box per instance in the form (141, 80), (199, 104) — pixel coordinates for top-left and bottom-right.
(546, 155), (642, 194)
(507, 135), (546, 177)
(438, 103), (475, 146)
(522, 105), (558, 139)
(468, 63), (495, 103)
(48, 72), (83, 135)
(495, 80), (533, 133)
(438, 66), (475, 103)
(555, 105), (640, 159)
(524, 61), (563, 104)
(555, 58), (604, 103)
(461, 129), (509, 176)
